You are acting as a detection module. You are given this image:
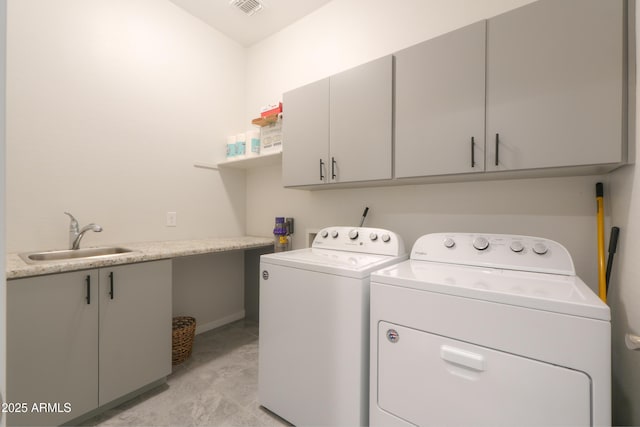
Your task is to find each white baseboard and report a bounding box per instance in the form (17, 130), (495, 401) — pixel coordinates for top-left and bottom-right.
(195, 310), (245, 335)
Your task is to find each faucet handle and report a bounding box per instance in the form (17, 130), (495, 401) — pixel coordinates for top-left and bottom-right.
(64, 212), (79, 232)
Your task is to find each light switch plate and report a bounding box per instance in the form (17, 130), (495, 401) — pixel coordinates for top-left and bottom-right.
(166, 212), (177, 227)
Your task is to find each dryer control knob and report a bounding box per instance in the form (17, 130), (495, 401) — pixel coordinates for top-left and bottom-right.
(510, 241), (524, 253)
(320, 230), (328, 238)
(473, 237), (489, 251)
(533, 242), (548, 255)
(369, 233), (378, 241)
(331, 230), (339, 238)
(443, 238), (456, 248)
(348, 230), (359, 240)
(381, 233), (391, 243)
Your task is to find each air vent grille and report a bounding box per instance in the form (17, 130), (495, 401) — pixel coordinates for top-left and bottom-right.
(229, 0), (263, 16)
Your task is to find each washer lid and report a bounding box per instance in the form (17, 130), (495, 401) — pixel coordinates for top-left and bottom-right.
(261, 248), (408, 279)
(371, 260), (610, 321)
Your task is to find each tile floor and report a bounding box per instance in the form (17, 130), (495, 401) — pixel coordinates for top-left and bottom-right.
(85, 320), (289, 426)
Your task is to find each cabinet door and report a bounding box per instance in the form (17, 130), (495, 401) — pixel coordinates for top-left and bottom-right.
(395, 21), (486, 178)
(330, 55), (393, 183)
(99, 260), (172, 405)
(7, 271), (99, 426)
(486, 0), (625, 171)
(282, 78), (330, 187)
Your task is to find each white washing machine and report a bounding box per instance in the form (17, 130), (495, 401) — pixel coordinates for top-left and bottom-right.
(259, 226), (407, 426)
(369, 233), (610, 427)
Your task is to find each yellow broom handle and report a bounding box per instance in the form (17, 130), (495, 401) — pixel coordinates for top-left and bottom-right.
(596, 183), (606, 303)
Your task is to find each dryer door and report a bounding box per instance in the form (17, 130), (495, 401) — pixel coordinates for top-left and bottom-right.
(376, 321), (591, 426)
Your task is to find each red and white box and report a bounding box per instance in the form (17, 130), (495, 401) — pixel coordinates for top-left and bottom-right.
(260, 102), (282, 118)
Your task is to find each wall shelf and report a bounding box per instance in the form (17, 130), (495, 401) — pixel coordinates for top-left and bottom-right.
(193, 162), (219, 170)
(194, 151), (282, 171)
(217, 151), (282, 170)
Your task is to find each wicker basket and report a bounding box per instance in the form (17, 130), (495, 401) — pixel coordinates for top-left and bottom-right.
(172, 316), (196, 365)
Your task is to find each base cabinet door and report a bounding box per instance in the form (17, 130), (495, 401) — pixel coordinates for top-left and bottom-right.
(99, 260), (172, 405)
(7, 271), (99, 426)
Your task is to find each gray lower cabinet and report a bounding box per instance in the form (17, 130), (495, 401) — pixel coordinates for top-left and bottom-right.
(282, 55), (393, 187)
(7, 260), (172, 426)
(395, 21), (486, 178)
(7, 270), (99, 426)
(485, 0), (626, 172)
(99, 261), (172, 406)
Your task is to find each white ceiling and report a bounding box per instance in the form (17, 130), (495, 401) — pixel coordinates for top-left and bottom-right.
(169, 0), (333, 47)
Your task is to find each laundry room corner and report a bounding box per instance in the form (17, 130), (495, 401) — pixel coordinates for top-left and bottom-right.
(608, 1), (640, 422)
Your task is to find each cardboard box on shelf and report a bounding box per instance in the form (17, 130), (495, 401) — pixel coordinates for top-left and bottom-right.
(260, 118), (282, 154)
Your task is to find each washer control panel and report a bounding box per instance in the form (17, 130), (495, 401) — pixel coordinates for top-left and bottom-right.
(313, 227), (406, 256)
(411, 233), (575, 275)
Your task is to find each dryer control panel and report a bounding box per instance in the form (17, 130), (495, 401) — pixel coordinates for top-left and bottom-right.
(411, 233), (575, 275)
(313, 227), (406, 256)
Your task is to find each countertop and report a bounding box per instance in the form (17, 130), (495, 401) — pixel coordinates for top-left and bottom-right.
(7, 236), (274, 279)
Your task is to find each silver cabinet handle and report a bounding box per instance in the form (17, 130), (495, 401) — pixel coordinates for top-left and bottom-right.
(626, 334), (640, 351)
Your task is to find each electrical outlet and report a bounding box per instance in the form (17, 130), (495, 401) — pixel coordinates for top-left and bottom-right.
(166, 212), (177, 227)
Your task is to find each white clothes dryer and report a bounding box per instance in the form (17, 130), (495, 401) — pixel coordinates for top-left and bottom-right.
(259, 226), (407, 426)
(369, 233), (610, 427)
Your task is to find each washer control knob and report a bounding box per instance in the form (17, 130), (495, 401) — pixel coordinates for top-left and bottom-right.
(473, 237), (490, 251)
(320, 230), (328, 238)
(369, 233), (378, 241)
(348, 230), (359, 240)
(510, 241), (524, 253)
(533, 242), (548, 255)
(381, 233), (391, 243)
(443, 238), (456, 249)
(331, 230), (339, 239)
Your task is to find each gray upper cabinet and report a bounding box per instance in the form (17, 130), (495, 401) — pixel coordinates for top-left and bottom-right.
(486, 0), (626, 172)
(282, 56), (393, 187)
(283, 0), (628, 189)
(395, 21), (486, 178)
(282, 78), (330, 187)
(330, 55), (393, 183)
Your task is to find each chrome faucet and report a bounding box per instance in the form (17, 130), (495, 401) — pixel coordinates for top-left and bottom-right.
(64, 212), (103, 250)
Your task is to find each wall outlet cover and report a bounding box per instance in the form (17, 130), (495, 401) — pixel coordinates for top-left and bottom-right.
(166, 212), (177, 227)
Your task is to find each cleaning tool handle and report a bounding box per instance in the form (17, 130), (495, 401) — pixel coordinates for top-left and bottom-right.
(608, 226), (620, 254)
(595, 183), (606, 303)
(605, 226), (620, 294)
(359, 207), (369, 227)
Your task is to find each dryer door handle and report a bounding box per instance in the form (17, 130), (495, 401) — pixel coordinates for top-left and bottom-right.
(441, 345), (485, 371)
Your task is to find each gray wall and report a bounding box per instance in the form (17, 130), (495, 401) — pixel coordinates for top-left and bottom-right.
(244, 246), (274, 322)
(172, 252), (245, 334)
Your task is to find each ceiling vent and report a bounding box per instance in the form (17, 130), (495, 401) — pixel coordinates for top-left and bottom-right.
(229, 0), (263, 16)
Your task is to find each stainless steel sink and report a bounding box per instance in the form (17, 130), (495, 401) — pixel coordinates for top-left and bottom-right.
(19, 247), (135, 264)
